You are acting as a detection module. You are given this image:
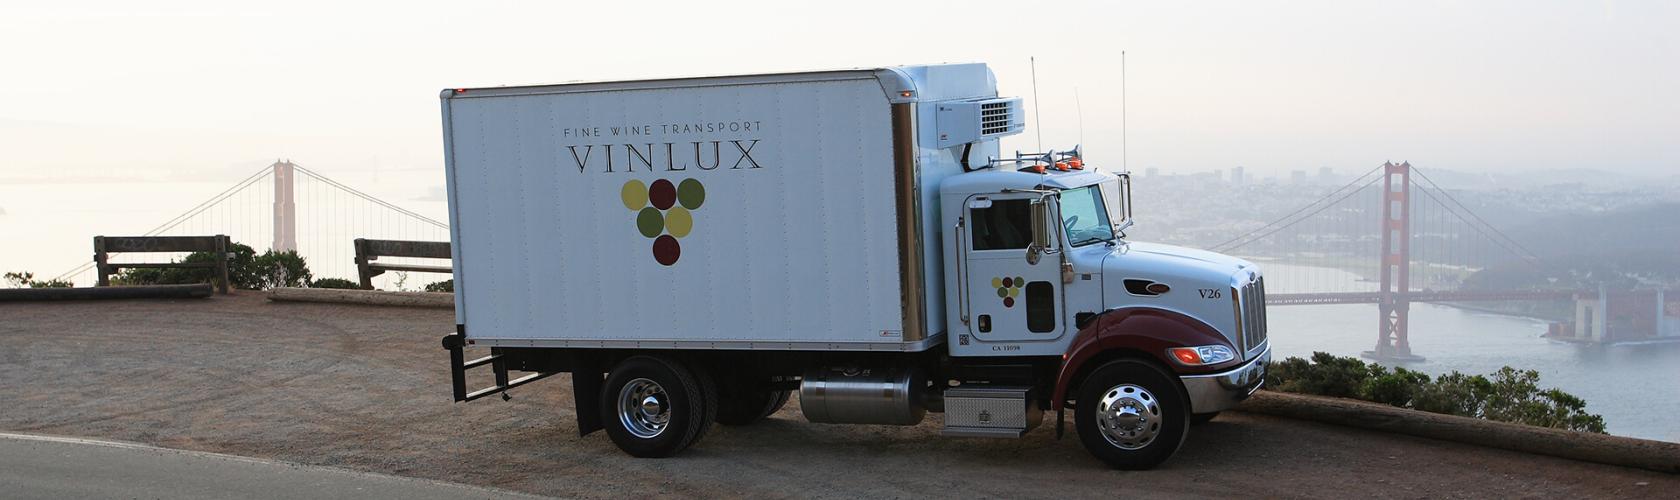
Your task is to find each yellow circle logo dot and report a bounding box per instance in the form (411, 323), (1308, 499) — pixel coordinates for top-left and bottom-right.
(666, 207), (694, 238)
(621, 180), (648, 211)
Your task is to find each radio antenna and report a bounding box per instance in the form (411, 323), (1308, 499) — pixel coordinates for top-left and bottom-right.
(1121, 50), (1128, 173)
(1030, 56), (1043, 153)
(1074, 86), (1086, 160)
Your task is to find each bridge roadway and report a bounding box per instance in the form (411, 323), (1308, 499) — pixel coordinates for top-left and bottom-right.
(1, 294), (1673, 498)
(1267, 290), (1583, 306)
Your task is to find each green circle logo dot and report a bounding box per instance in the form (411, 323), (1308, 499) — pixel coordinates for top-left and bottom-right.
(677, 179), (706, 210)
(636, 207), (664, 238)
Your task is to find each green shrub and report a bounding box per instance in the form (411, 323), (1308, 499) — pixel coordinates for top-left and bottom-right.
(309, 278), (361, 289)
(3, 271), (73, 288)
(1266, 352), (1606, 433)
(114, 242), (311, 290)
(1411, 371), (1490, 417)
(253, 250), (311, 289)
(423, 279), (454, 293)
(115, 243), (255, 287)
(1479, 367), (1606, 433)
(1265, 351), (1372, 398)
(1361, 366), (1431, 407)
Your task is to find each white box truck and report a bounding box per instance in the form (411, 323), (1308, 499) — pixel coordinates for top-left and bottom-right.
(438, 63), (1269, 469)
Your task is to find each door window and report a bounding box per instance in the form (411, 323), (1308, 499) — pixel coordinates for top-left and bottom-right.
(970, 199), (1033, 250)
(1025, 281), (1056, 333)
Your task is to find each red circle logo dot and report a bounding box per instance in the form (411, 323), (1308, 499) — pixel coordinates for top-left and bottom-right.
(649, 179), (676, 210)
(652, 235), (681, 266)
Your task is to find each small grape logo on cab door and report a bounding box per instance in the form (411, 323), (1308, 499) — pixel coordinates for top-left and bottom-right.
(993, 276), (1024, 308)
(622, 178), (705, 266)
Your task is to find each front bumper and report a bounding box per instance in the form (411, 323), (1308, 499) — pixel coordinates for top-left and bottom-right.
(1180, 344), (1270, 414)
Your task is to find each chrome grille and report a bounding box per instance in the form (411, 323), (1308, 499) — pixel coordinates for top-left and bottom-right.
(1237, 277), (1268, 353)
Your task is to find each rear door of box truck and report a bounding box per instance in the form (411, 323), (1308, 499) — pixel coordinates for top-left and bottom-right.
(441, 72), (917, 350)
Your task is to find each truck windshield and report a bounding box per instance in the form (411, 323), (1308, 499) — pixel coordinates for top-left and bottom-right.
(1060, 186), (1115, 247)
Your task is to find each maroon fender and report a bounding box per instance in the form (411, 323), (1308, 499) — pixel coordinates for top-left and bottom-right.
(1051, 307), (1237, 437)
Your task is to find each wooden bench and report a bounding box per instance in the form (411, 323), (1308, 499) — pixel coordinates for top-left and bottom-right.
(354, 238), (452, 290)
(95, 235), (232, 294)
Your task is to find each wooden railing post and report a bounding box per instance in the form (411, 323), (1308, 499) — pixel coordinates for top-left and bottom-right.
(215, 235), (231, 294)
(94, 236), (110, 287)
(354, 238), (375, 290)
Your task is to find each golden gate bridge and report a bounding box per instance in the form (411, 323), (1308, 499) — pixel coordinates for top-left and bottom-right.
(1209, 161), (1673, 360)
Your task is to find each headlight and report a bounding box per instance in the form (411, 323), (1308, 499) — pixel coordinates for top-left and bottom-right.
(1168, 345), (1235, 366)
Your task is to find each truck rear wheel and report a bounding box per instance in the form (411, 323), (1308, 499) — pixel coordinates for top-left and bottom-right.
(715, 374), (792, 426)
(684, 363), (719, 448)
(599, 356), (712, 457)
(1074, 359), (1189, 470)
(717, 389), (791, 425)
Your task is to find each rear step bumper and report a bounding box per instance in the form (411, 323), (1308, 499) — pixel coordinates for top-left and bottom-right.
(443, 332), (555, 402)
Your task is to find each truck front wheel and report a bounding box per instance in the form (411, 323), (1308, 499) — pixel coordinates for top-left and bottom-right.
(1074, 359), (1189, 470)
(599, 356), (712, 457)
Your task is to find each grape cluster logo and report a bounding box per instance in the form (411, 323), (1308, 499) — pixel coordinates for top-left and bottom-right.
(992, 276), (1024, 308)
(622, 178), (705, 266)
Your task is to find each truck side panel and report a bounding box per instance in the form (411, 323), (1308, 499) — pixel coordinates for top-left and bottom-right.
(445, 77), (913, 347)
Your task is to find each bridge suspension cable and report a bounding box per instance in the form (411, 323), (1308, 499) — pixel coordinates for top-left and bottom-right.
(51, 165), (274, 282)
(294, 165), (448, 229)
(1408, 168), (1540, 263)
(1210, 163), (1385, 253)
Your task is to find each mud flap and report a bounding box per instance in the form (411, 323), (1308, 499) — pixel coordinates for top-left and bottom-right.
(572, 355), (604, 436)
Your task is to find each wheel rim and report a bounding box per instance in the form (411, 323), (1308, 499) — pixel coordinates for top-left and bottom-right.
(617, 378), (670, 439)
(1095, 383), (1162, 450)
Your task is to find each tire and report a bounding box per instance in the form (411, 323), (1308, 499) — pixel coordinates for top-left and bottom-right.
(1074, 359), (1190, 470)
(715, 374), (792, 426)
(765, 389), (791, 415)
(685, 362), (719, 448)
(599, 356), (710, 458)
(1190, 412), (1220, 425)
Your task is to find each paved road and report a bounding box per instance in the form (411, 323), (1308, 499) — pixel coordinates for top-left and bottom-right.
(0, 433), (537, 499)
(2, 295), (1674, 499)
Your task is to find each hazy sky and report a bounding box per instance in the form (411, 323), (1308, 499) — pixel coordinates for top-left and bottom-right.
(1, 1), (1676, 187)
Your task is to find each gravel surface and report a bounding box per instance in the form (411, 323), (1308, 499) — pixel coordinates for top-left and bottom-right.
(2, 294), (1674, 498)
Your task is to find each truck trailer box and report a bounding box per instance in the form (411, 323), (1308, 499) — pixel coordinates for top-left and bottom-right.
(442, 66), (1001, 350)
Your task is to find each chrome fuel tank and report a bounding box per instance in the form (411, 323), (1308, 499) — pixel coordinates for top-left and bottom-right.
(800, 366), (926, 425)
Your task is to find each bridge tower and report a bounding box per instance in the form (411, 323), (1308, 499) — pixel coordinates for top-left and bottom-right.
(1370, 161), (1421, 360)
(272, 160), (297, 252)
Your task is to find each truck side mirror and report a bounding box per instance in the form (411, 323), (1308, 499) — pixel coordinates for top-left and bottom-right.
(1028, 198), (1051, 264)
(1122, 173), (1134, 222)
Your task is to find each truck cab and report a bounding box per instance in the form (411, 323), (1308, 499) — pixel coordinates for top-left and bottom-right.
(938, 153), (1271, 466)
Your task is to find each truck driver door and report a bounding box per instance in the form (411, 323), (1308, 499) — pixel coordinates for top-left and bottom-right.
(961, 194), (1065, 343)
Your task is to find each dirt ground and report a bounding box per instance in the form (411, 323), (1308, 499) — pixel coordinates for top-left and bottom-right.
(2, 294), (1674, 499)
